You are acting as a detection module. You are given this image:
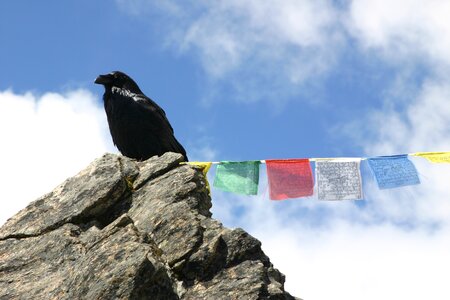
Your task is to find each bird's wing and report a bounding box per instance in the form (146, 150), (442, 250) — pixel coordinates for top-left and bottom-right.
(105, 90), (188, 161)
(133, 94), (188, 161)
(133, 94), (175, 133)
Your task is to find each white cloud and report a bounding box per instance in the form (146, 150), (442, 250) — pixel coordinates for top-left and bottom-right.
(116, 0), (450, 93)
(261, 221), (450, 300)
(116, 0), (342, 103)
(365, 79), (450, 146)
(176, 0), (340, 78)
(0, 89), (114, 225)
(347, 0), (450, 70)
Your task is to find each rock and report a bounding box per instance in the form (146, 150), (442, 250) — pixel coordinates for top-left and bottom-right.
(0, 153), (299, 299)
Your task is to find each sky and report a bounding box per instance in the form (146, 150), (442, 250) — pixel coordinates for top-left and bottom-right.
(1, 1), (450, 299)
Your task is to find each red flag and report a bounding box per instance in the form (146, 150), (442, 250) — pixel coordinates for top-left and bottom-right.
(266, 159), (314, 200)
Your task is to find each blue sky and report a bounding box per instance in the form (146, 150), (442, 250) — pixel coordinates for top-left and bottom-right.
(1, 1), (450, 299)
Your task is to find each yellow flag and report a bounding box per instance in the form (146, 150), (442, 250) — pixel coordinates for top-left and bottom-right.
(185, 162), (213, 195)
(413, 152), (450, 163)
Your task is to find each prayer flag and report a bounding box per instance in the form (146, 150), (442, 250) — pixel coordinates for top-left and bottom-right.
(266, 159), (314, 200)
(213, 161), (261, 195)
(367, 155), (420, 189)
(316, 159), (363, 201)
(187, 162), (212, 175)
(413, 152), (450, 163)
(186, 162), (213, 195)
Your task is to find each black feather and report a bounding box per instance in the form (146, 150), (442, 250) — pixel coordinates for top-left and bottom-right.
(95, 71), (188, 161)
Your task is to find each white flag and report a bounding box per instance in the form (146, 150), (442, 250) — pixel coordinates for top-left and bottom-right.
(316, 158), (363, 201)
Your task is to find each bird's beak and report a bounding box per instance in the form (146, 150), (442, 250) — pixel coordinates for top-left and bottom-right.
(94, 74), (113, 85)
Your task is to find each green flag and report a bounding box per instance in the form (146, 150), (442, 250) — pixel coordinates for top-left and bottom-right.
(213, 161), (261, 195)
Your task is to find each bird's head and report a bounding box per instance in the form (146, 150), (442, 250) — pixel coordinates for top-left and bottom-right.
(94, 71), (142, 93)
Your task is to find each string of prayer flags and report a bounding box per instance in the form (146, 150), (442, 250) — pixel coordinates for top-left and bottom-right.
(266, 159), (314, 200)
(186, 162), (213, 195)
(413, 152), (450, 163)
(316, 159), (363, 201)
(367, 155), (420, 189)
(182, 150), (449, 200)
(213, 161), (261, 195)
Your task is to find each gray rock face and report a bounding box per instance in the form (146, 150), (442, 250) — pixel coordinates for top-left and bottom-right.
(0, 153), (298, 300)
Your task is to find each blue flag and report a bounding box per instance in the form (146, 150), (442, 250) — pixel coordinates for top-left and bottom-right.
(367, 155), (420, 189)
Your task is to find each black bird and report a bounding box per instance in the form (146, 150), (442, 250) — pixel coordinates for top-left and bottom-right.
(94, 71), (188, 161)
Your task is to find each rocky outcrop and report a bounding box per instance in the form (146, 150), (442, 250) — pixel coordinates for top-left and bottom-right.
(0, 153), (298, 299)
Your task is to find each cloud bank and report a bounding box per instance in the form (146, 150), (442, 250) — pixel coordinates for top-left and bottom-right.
(0, 89), (114, 225)
(348, 0), (450, 71)
(116, 0), (450, 103)
(117, 0), (343, 103)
